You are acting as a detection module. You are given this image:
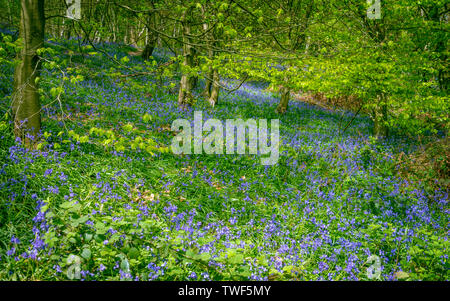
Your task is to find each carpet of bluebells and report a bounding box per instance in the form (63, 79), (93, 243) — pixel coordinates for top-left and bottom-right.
(0, 31), (448, 281)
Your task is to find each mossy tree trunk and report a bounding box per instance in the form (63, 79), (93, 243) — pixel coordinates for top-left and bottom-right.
(12, 0), (45, 147)
(190, 47), (199, 90)
(373, 94), (389, 138)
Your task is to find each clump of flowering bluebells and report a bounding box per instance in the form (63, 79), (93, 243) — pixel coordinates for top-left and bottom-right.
(0, 34), (448, 281)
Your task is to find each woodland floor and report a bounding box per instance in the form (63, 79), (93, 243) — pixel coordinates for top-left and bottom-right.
(0, 36), (448, 281)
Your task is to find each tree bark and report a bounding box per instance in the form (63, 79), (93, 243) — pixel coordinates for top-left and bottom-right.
(190, 47), (199, 90)
(276, 86), (290, 114)
(208, 68), (220, 107)
(142, 11), (159, 60)
(12, 0), (45, 146)
(6, 0), (13, 26)
(202, 24), (213, 99)
(64, 19), (72, 40)
(142, 40), (156, 60)
(203, 69), (213, 99)
(178, 8), (194, 108)
(373, 94), (389, 138)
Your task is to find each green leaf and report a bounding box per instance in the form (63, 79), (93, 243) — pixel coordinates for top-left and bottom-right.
(199, 252), (211, 262)
(81, 249), (91, 260)
(121, 259), (130, 272)
(60, 201), (75, 209)
(395, 271), (410, 280)
(95, 222), (107, 235)
(127, 247), (140, 259)
(142, 113), (152, 123)
(85, 233), (93, 242)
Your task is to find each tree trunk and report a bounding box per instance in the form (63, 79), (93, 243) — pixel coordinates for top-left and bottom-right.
(203, 69), (213, 99)
(12, 0), (45, 146)
(276, 86), (290, 114)
(373, 94), (389, 138)
(178, 9), (194, 108)
(190, 47), (199, 90)
(203, 30), (214, 100)
(6, 0), (13, 26)
(64, 19), (72, 40)
(142, 42), (155, 60)
(201, 11), (213, 99)
(208, 68), (220, 107)
(142, 12), (158, 60)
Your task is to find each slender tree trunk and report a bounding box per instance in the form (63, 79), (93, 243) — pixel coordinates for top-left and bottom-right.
(202, 10), (218, 106)
(142, 11), (159, 60)
(130, 27), (135, 46)
(142, 27), (157, 60)
(6, 0), (13, 26)
(110, 6), (117, 43)
(202, 18), (213, 98)
(276, 86), (290, 114)
(203, 68), (213, 98)
(145, 26), (148, 45)
(56, 11), (60, 37)
(373, 94), (389, 138)
(208, 68), (220, 107)
(204, 70), (213, 98)
(274, 2), (313, 114)
(12, 0), (45, 146)
(64, 19), (72, 40)
(178, 9), (194, 108)
(190, 47), (199, 90)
